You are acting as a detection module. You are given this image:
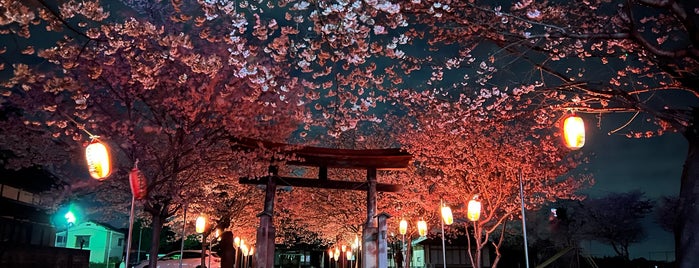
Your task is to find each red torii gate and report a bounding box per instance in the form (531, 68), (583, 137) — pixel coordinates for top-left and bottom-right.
(234, 138), (412, 268)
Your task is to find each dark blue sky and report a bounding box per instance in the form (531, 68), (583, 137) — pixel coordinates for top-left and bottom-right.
(578, 115), (685, 260)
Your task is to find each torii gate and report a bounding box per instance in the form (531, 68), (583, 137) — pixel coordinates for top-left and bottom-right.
(235, 138), (412, 268)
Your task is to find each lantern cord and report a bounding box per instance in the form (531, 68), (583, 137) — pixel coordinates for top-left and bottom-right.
(608, 111), (640, 135)
(59, 110), (98, 138)
(134, 159), (139, 169)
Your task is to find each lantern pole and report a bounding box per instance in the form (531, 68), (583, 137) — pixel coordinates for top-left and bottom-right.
(179, 203), (188, 268)
(519, 169), (530, 268)
(125, 194), (136, 268)
(440, 200), (447, 268)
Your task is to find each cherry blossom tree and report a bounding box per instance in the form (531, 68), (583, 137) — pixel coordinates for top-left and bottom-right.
(1, 1), (300, 266)
(400, 0), (698, 266)
(1, 1), (603, 267)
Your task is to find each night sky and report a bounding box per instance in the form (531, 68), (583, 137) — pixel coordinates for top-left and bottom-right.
(577, 114), (686, 260)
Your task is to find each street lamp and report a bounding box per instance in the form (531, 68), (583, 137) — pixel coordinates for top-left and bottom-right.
(195, 215), (206, 268)
(64, 211), (76, 248)
(208, 229), (220, 268)
(399, 219), (407, 268)
(334, 247), (340, 268)
(440, 202), (453, 268)
(346, 250), (353, 268)
(234, 237), (241, 268)
(240, 243), (249, 268)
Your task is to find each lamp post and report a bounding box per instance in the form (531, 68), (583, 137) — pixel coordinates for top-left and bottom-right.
(334, 247), (340, 268)
(440, 201), (453, 268)
(353, 235), (360, 268)
(64, 211), (76, 248)
(519, 171), (531, 268)
(234, 237), (241, 268)
(240, 243), (249, 268)
(346, 250), (353, 268)
(208, 229), (220, 268)
(196, 215), (206, 268)
(398, 219), (407, 268)
(341, 245), (347, 268)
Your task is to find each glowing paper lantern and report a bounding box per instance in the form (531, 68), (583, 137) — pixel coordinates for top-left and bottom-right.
(195, 215), (206, 233)
(328, 248), (334, 260)
(563, 115), (585, 150)
(129, 165), (148, 200)
(234, 237), (241, 247)
(417, 220), (428, 237)
(341, 245), (347, 252)
(467, 198), (482, 221)
(334, 248), (340, 260)
(441, 206), (453, 225)
(85, 139), (111, 180)
(399, 219), (408, 235)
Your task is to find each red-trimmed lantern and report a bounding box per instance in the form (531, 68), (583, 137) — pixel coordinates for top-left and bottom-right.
(417, 220), (428, 237)
(129, 163), (148, 200)
(562, 114), (585, 150)
(467, 197), (482, 221)
(399, 219), (408, 235)
(85, 139), (112, 180)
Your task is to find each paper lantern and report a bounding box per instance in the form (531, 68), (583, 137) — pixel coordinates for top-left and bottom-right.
(129, 166), (148, 200)
(195, 215), (206, 233)
(417, 220), (427, 237)
(328, 248), (334, 260)
(399, 219), (408, 235)
(467, 199), (482, 221)
(441, 206), (453, 225)
(563, 115), (585, 150)
(85, 139), (111, 180)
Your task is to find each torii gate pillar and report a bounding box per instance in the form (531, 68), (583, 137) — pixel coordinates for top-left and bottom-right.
(362, 168), (378, 268)
(255, 166), (277, 268)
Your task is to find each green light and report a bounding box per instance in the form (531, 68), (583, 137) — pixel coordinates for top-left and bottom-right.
(65, 211), (76, 224)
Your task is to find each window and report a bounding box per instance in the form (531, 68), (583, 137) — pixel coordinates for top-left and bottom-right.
(75, 235), (90, 248)
(118, 238), (124, 247)
(56, 235), (65, 243)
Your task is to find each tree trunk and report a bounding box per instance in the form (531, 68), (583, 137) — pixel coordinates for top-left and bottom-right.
(474, 225), (482, 268)
(677, 118), (699, 268)
(148, 211), (164, 268)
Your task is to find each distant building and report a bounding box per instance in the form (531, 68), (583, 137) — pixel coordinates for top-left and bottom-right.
(0, 166), (57, 246)
(1, 165), (90, 267)
(55, 220), (126, 265)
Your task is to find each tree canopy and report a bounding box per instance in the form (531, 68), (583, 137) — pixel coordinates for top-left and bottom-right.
(1, 0), (697, 267)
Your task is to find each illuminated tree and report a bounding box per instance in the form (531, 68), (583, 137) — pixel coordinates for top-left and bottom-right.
(0, 2), (606, 267)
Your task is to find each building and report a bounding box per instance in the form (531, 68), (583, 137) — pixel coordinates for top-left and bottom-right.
(0, 166), (57, 246)
(56, 220), (126, 265)
(1, 165), (90, 267)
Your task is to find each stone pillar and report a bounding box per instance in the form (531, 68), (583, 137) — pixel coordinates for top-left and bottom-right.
(362, 168), (378, 268)
(256, 167), (277, 268)
(376, 213), (391, 268)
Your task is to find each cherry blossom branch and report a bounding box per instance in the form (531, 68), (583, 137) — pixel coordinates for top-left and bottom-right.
(623, 0), (699, 59)
(35, 0), (92, 40)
